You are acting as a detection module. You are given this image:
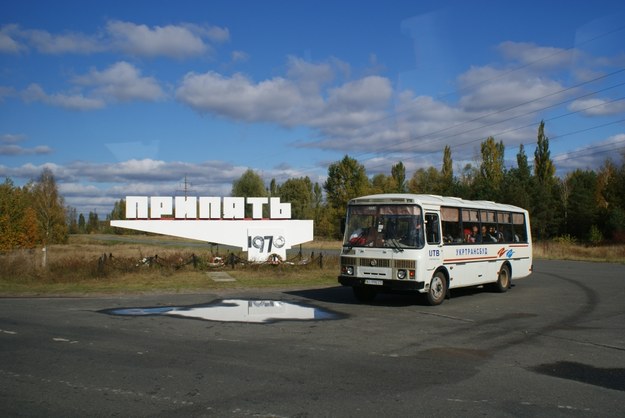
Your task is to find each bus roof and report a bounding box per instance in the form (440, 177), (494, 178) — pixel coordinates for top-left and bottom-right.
(347, 193), (528, 213)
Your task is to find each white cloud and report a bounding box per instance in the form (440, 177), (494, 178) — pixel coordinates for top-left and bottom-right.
(19, 62), (164, 109)
(74, 61), (164, 102)
(176, 60), (392, 134)
(0, 159), (251, 214)
(25, 29), (102, 54)
(1, 21), (229, 58)
(1, 133), (27, 144)
(552, 134), (625, 172)
(0, 24), (25, 53)
(231, 50), (249, 63)
(59, 182), (103, 197)
(22, 83), (106, 110)
(176, 71), (305, 123)
(497, 41), (576, 70)
(178, 58), (552, 160)
(285, 56), (336, 94)
(0, 162), (65, 182)
(106, 20), (211, 58)
(0, 144), (52, 156)
(59, 159), (243, 186)
(305, 76), (392, 141)
(204, 25), (230, 43)
(457, 65), (566, 113)
(326, 76), (391, 111)
(568, 97), (625, 116)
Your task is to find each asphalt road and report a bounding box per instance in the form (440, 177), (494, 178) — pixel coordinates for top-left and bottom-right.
(1, 260), (624, 417)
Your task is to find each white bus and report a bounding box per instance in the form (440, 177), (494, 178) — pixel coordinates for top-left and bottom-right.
(338, 194), (533, 305)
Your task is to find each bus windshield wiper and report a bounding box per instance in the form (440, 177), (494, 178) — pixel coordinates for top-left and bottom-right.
(387, 238), (404, 252)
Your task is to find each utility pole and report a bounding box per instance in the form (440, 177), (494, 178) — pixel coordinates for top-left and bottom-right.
(178, 175), (192, 197)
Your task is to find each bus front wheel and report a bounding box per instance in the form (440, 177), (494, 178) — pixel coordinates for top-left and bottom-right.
(427, 272), (447, 306)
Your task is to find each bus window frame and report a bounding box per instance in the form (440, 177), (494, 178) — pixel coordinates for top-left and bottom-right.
(440, 206), (528, 245)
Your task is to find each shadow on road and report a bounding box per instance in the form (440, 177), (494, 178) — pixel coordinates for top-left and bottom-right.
(285, 286), (426, 307)
(285, 283), (516, 307)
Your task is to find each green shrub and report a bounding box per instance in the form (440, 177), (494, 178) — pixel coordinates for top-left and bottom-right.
(553, 234), (577, 245)
(588, 225), (603, 246)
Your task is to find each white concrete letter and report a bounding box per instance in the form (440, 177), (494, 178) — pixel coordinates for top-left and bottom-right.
(199, 197), (221, 219)
(126, 196), (148, 219)
(175, 197), (197, 219)
(247, 197), (268, 219)
(223, 197), (245, 219)
(151, 197), (173, 218)
(270, 197), (291, 219)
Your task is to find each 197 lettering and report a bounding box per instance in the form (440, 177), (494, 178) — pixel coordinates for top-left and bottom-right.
(247, 235), (286, 253)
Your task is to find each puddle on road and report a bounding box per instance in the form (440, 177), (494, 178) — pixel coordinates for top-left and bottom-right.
(101, 299), (341, 324)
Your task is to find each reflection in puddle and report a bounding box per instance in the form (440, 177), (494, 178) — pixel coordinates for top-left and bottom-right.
(103, 299), (340, 323)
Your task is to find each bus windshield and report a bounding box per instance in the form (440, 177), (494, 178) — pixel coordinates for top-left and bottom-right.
(343, 204), (423, 249)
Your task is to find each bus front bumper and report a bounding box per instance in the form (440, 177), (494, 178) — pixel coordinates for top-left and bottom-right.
(338, 276), (425, 292)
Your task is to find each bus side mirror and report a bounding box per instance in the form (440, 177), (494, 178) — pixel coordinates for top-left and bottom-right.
(340, 219), (346, 234)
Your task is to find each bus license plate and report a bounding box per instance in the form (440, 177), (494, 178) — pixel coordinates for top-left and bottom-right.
(365, 279), (383, 286)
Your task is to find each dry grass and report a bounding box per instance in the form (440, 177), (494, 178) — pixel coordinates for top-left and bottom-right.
(533, 241), (625, 264)
(1, 234), (623, 296)
(0, 234), (339, 296)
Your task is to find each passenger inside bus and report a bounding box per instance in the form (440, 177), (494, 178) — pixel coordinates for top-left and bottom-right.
(479, 225), (490, 243)
(488, 225), (501, 242)
(466, 225), (479, 243)
(348, 227), (369, 246)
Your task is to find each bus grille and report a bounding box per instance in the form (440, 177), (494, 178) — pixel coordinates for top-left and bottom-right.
(394, 259), (416, 269)
(341, 256), (354, 265)
(341, 257), (415, 269)
(358, 258), (391, 268)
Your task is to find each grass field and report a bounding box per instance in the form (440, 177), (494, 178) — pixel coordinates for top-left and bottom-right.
(0, 234), (341, 296)
(532, 240), (625, 263)
(1, 234), (623, 296)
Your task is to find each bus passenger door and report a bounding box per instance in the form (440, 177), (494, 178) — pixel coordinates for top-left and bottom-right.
(424, 213), (442, 273)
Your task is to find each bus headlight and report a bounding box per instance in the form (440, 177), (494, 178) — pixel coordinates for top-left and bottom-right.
(342, 266), (354, 275)
(397, 269), (407, 280)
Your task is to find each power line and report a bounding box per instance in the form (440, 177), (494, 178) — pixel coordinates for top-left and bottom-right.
(316, 23), (625, 150)
(195, 23), (625, 183)
(551, 136), (625, 164)
(285, 67), (624, 180)
(282, 24), (625, 174)
(363, 95), (625, 173)
(175, 175), (193, 197)
(364, 68), (625, 161)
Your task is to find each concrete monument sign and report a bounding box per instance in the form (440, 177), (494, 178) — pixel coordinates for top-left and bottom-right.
(110, 196), (314, 262)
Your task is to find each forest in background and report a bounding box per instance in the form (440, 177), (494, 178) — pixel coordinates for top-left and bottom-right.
(2, 121), (625, 252)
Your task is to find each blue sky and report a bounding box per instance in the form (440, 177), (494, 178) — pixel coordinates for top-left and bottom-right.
(1, 0), (624, 215)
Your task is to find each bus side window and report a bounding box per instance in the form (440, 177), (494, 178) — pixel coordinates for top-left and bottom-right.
(462, 209), (479, 243)
(425, 213), (441, 245)
(512, 213), (527, 242)
(441, 206), (461, 244)
(497, 211), (513, 243)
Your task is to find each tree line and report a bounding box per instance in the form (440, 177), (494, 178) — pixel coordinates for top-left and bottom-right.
(2, 121), (625, 251)
(229, 120), (625, 243)
(1, 168), (67, 252)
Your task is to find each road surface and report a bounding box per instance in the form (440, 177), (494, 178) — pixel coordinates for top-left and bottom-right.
(1, 259), (624, 417)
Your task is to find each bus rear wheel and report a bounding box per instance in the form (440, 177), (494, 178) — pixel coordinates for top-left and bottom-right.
(427, 272), (447, 306)
(492, 264), (510, 293)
